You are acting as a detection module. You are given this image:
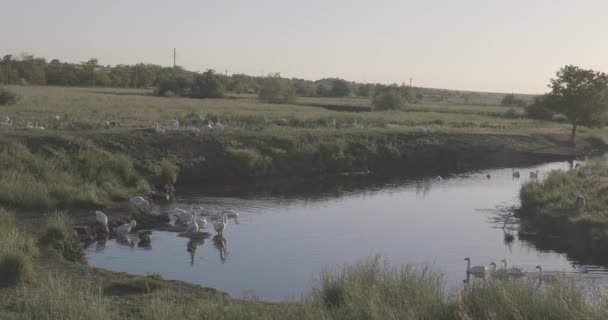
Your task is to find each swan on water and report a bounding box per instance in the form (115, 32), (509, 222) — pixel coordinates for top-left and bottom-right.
(115, 220), (136, 237)
(529, 170), (539, 179)
(195, 213), (208, 229)
(535, 265), (557, 281)
(213, 213), (228, 236)
(435, 176), (443, 182)
(186, 213), (199, 233)
(464, 257), (488, 274)
(512, 169), (520, 179)
(95, 211), (109, 233)
(500, 259), (523, 275)
(224, 209), (239, 219)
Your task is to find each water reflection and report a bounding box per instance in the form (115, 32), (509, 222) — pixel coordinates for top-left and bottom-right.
(213, 235), (229, 264)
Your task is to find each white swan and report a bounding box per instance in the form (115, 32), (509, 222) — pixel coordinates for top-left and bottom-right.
(95, 211), (109, 233)
(512, 169), (520, 179)
(190, 126), (200, 136)
(224, 209), (239, 219)
(169, 119), (179, 131)
(130, 196), (149, 207)
(154, 122), (165, 134)
(0, 116), (13, 128)
(186, 213), (199, 233)
(26, 121), (34, 129)
(207, 120), (214, 130)
(34, 121), (45, 130)
(535, 265), (558, 281)
(435, 176), (443, 182)
(115, 220), (136, 237)
(213, 213), (228, 236)
(500, 259), (523, 275)
(170, 207), (192, 222)
(464, 257), (488, 274)
(216, 117), (224, 130)
(195, 213), (207, 229)
(575, 195), (585, 209)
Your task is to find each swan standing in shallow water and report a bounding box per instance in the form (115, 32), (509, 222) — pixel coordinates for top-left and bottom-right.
(529, 170), (539, 179)
(115, 220), (136, 237)
(195, 213), (207, 229)
(213, 213), (228, 236)
(130, 196), (149, 207)
(186, 213), (199, 233)
(464, 258), (488, 274)
(464, 257), (488, 274)
(512, 169), (520, 179)
(95, 211), (109, 233)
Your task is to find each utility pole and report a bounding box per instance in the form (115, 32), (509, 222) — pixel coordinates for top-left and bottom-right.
(173, 48), (176, 68)
(409, 77), (412, 87)
(225, 68), (228, 76)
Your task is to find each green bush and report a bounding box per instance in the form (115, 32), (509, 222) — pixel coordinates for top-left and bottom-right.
(0, 208), (37, 287)
(41, 212), (73, 245)
(372, 86), (409, 111)
(502, 108), (519, 119)
(190, 70), (225, 99)
(258, 74), (296, 104)
(0, 86), (19, 105)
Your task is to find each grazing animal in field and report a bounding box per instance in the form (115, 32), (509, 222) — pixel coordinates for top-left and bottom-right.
(95, 211), (109, 233)
(213, 213), (228, 237)
(464, 257), (488, 274)
(512, 169), (520, 179)
(115, 220), (136, 237)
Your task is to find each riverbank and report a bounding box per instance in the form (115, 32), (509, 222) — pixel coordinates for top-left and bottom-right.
(0, 128), (597, 210)
(518, 160), (608, 265)
(1, 207), (606, 319)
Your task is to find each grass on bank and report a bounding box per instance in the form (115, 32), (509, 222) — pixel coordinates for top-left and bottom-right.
(0, 208), (37, 287)
(519, 161), (608, 225)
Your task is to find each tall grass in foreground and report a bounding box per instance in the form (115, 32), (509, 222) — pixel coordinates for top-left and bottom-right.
(3, 255), (608, 319)
(0, 208), (37, 287)
(455, 278), (608, 320)
(14, 274), (113, 320)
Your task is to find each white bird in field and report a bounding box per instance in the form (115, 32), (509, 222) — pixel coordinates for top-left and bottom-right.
(130, 196), (149, 207)
(169, 119), (180, 131)
(575, 195), (586, 209)
(224, 209), (239, 219)
(464, 257), (488, 274)
(154, 122), (165, 134)
(95, 211), (109, 233)
(0, 116), (10, 124)
(26, 121), (34, 129)
(34, 121), (45, 130)
(190, 126), (200, 136)
(213, 213), (228, 236)
(216, 118), (224, 130)
(114, 220), (136, 237)
(529, 170), (539, 179)
(186, 213), (199, 233)
(512, 169), (520, 179)
(207, 120), (214, 130)
(330, 118), (336, 128)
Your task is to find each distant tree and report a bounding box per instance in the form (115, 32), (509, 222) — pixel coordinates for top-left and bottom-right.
(372, 85), (409, 110)
(330, 79), (351, 97)
(525, 95), (554, 120)
(356, 84), (372, 97)
(109, 65), (131, 87)
(292, 79), (316, 97)
(501, 94), (516, 106)
(258, 73), (295, 104)
(191, 69), (225, 99)
(546, 65), (608, 145)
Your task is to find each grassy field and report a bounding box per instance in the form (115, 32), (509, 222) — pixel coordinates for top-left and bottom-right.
(0, 85), (576, 135)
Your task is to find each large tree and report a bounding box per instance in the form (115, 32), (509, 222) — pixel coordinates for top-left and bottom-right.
(547, 65), (608, 145)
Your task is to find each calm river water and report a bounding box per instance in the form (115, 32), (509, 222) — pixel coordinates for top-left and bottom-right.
(86, 160), (608, 301)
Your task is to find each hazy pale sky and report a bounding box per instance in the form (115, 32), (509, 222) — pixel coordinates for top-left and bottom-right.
(2, 0), (608, 93)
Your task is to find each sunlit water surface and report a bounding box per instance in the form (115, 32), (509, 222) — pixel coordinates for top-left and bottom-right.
(86, 161), (608, 301)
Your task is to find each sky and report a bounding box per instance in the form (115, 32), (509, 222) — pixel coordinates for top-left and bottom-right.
(2, 0), (608, 94)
